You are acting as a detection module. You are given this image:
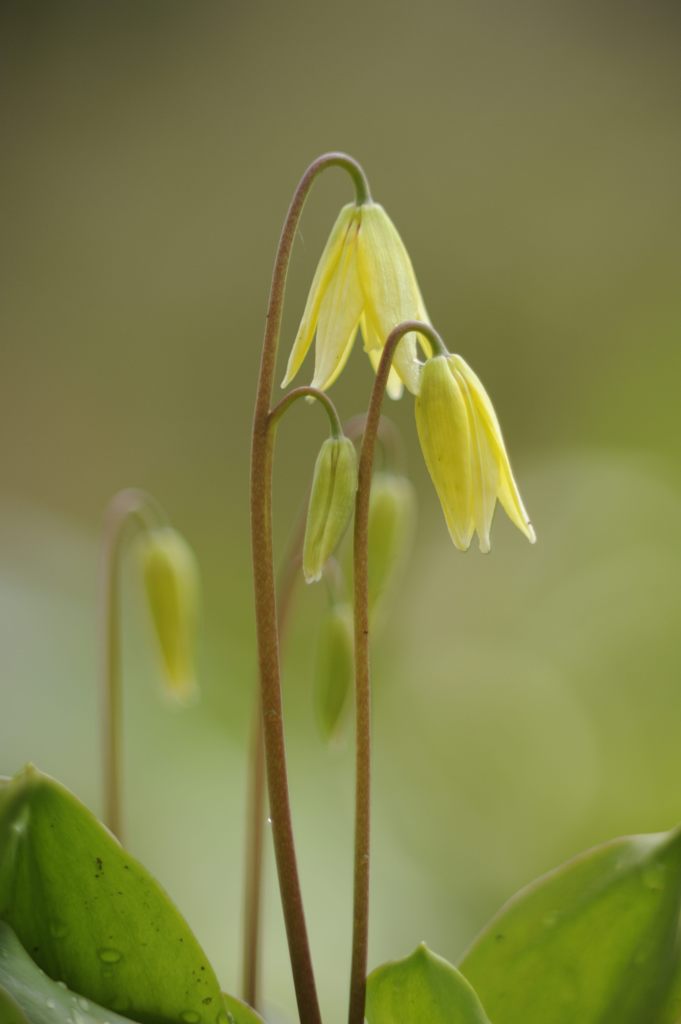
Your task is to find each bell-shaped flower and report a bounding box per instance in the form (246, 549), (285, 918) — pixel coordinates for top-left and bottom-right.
(140, 526), (200, 703)
(282, 202), (430, 398)
(415, 354), (536, 552)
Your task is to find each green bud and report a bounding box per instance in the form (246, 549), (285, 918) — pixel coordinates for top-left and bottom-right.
(315, 602), (354, 741)
(303, 436), (358, 584)
(140, 526), (200, 705)
(368, 472), (416, 614)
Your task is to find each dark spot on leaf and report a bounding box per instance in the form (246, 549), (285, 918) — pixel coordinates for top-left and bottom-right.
(202, 997), (212, 1005)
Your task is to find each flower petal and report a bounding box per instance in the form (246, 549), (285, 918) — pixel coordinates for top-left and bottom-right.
(451, 361), (498, 553)
(367, 338), (404, 400)
(415, 356), (474, 550)
(310, 215), (364, 392)
(282, 203), (357, 388)
(451, 354), (536, 544)
(356, 203), (429, 395)
(363, 304), (422, 395)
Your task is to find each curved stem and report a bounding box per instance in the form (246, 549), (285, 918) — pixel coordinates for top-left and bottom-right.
(99, 488), (166, 841)
(269, 386), (343, 438)
(250, 152), (370, 1024)
(242, 507), (306, 1011)
(348, 320), (441, 1024)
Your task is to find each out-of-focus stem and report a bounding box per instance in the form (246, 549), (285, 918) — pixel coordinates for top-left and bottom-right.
(99, 488), (164, 841)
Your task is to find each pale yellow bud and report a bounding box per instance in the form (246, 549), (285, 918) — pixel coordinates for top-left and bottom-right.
(140, 526), (200, 704)
(367, 472), (416, 614)
(415, 355), (535, 552)
(315, 602), (354, 741)
(303, 437), (358, 584)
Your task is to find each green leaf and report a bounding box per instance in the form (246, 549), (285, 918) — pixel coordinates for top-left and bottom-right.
(459, 827), (681, 1024)
(221, 993), (266, 1024)
(658, 952), (681, 1024)
(0, 765), (224, 1023)
(0, 921), (136, 1023)
(0, 987), (31, 1024)
(366, 944), (492, 1023)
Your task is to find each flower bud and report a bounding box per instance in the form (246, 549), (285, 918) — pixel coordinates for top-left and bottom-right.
(140, 526), (200, 704)
(315, 602), (354, 741)
(368, 472), (416, 614)
(303, 436), (358, 584)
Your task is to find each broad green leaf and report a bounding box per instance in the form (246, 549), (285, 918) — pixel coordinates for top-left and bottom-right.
(460, 827), (681, 1024)
(0, 987), (31, 1024)
(366, 944), (492, 1023)
(658, 953), (681, 1024)
(222, 993), (266, 1024)
(0, 766), (224, 1023)
(0, 921), (135, 1023)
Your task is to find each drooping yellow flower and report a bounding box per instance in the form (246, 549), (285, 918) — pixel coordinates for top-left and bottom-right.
(415, 354), (536, 552)
(282, 202), (430, 398)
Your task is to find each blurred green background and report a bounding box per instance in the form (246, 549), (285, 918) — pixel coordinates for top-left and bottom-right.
(1, 1), (680, 1019)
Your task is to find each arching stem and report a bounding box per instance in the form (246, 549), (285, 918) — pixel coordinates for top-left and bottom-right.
(99, 488), (166, 841)
(250, 152), (370, 1024)
(242, 507), (306, 1011)
(243, 412), (396, 1013)
(348, 321), (443, 1024)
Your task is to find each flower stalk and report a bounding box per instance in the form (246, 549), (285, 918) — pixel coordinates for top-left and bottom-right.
(249, 152), (370, 1024)
(99, 489), (165, 840)
(242, 413), (402, 1012)
(348, 320), (444, 1024)
(242, 505), (306, 1011)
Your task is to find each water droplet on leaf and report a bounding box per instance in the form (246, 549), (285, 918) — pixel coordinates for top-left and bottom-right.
(97, 948), (122, 964)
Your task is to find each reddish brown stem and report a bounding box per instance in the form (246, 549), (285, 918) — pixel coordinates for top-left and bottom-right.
(348, 321), (442, 1024)
(250, 152), (369, 1024)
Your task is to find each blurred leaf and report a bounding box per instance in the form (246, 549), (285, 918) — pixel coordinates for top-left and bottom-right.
(366, 944), (492, 1023)
(315, 602), (354, 740)
(0, 986), (30, 1024)
(0, 921), (135, 1023)
(460, 827), (681, 1024)
(0, 765), (224, 1022)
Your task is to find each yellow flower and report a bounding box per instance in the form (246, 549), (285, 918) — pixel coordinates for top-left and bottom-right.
(282, 202), (430, 398)
(415, 354), (536, 552)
